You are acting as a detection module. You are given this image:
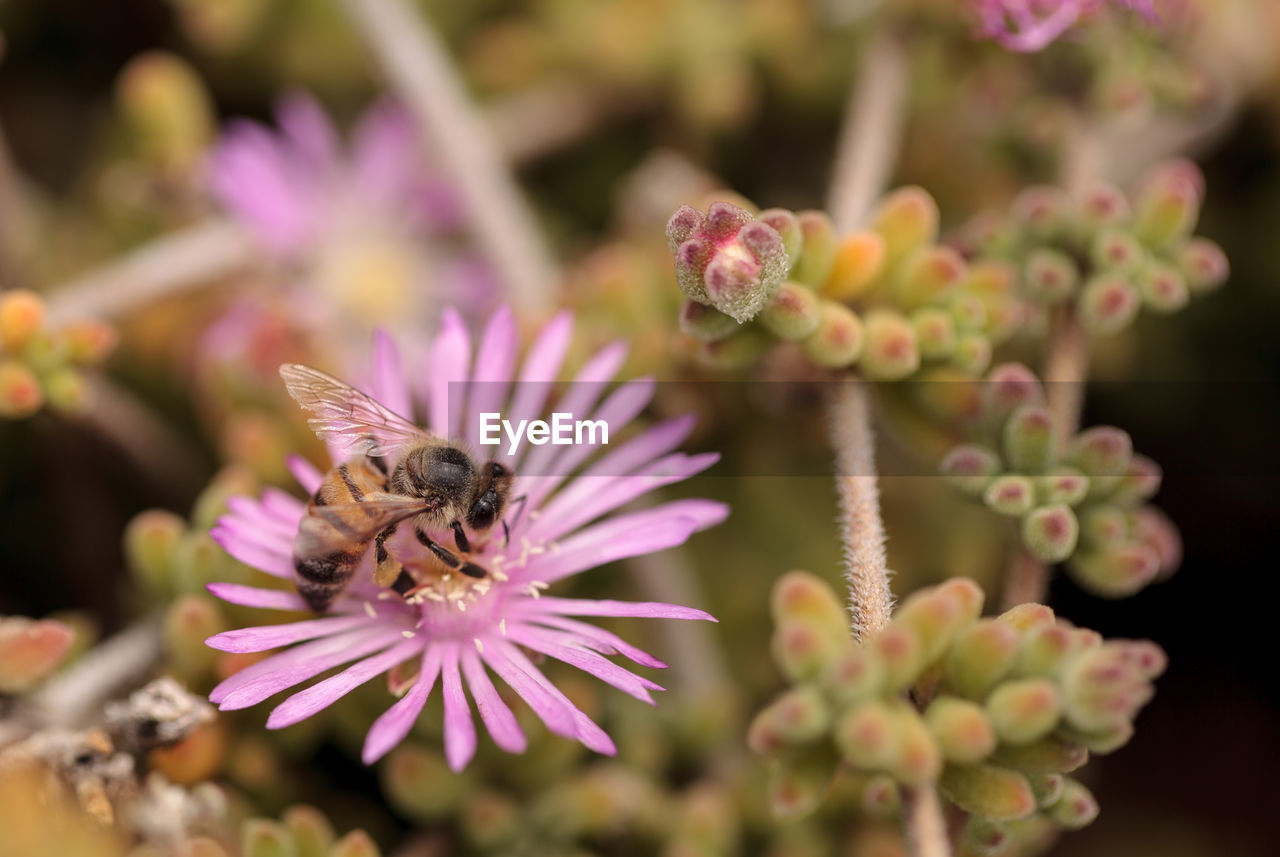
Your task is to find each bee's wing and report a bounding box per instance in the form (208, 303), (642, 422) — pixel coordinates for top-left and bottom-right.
(306, 494), (435, 543)
(280, 363), (437, 458)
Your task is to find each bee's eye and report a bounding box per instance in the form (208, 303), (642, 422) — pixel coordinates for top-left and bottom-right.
(468, 499), (496, 530)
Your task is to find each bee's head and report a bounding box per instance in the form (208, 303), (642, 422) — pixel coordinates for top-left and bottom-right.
(466, 461), (512, 532)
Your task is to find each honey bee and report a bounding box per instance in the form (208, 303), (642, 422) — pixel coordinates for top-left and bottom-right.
(280, 364), (514, 611)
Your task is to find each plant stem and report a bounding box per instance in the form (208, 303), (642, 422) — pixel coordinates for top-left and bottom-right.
(44, 220), (255, 326)
(905, 787), (952, 857)
(337, 0), (555, 316)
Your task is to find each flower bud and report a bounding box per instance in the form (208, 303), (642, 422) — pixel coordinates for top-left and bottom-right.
(946, 620), (1021, 699)
(1136, 263), (1189, 313)
(1021, 504), (1079, 564)
(1031, 773), (1065, 807)
(823, 231), (886, 300)
(117, 51), (214, 171)
(950, 294), (988, 333)
(925, 697), (997, 764)
(898, 246), (966, 310)
(1002, 405), (1055, 474)
(964, 818), (1012, 855)
(42, 368), (91, 413)
(1135, 505), (1182, 579)
(965, 260), (1020, 342)
(760, 282), (821, 341)
(791, 211), (837, 287)
(62, 321), (118, 366)
(939, 764), (1037, 822)
(1036, 468), (1089, 507)
(283, 805), (335, 857)
(125, 509), (186, 594)
(888, 704), (943, 786)
(835, 700), (897, 770)
(0, 290), (46, 352)
(1045, 779), (1099, 830)
(1076, 183), (1131, 236)
(997, 602), (1055, 633)
(876, 623), (925, 691)
(0, 617), (76, 693)
(938, 578), (985, 625)
(697, 326), (771, 370)
(1079, 274), (1140, 335)
(773, 621), (846, 683)
(748, 686), (831, 754)
(679, 300), (738, 343)
(911, 308), (957, 361)
(1134, 162), (1201, 249)
(859, 310), (920, 380)
(872, 186), (939, 264)
(0, 360), (43, 418)
(1061, 644), (1160, 733)
(1109, 455), (1162, 507)
(330, 831), (381, 857)
(1023, 249), (1079, 304)
(242, 820), (292, 857)
(986, 679), (1062, 745)
(800, 301), (864, 369)
(984, 476), (1034, 517)
(1077, 505), (1129, 550)
(822, 647), (885, 707)
(1069, 427), (1133, 494)
(165, 594), (228, 677)
(1014, 624), (1074, 678)
(1090, 230), (1146, 275)
(769, 753), (836, 820)
(952, 333), (993, 376)
(860, 774), (902, 816)
(1013, 186), (1072, 243)
(1179, 237), (1229, 294)
(940, 445), (1001, 497)
(983, 364), (1044, 424)
(668, 202), (789, 322)
(991, 735), (1088, 774)
(771, 570), (849, 632)
(382, 745), (472, 820)
(459, 790), (521, 851)
(1068, 543), (1159, 597)
(758, 208), (803, 269)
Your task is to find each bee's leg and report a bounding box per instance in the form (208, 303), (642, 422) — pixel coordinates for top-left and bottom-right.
(450, 520), (471, 553)
(373, 523), (403, 587)
(507, 494), (529, 530)
(416, 526), (487, 579)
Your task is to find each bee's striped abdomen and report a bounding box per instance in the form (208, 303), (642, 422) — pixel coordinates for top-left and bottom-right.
(292, 456), (389, 611)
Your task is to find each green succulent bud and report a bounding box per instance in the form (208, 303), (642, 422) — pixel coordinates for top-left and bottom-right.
(0, 617), (76, 694)
(939, 764), (1038, 822)
(941, 445), (1002, 497)
(983, 364), (1045, 424)
(771, 570), (849, 632)
(679, 299), (739, 343)
(124, 509), (185, 595)
(1136, 262), (1190, 313)
(1078, 505), (1130, 550)
(330, 831), (380, 857)
(1023, 249), (1079, 304)
(898, 246), (967, 309)
(952, 333), (993, 375)
(895, 587), (969, 663)
(1021, 504), (1079, 563)
(946, 619), (1021, 699)
(835, 700), (898, 771)
(164, 594), (228, 677)
(888, 703), (943, 786)
(382, 745), (473, 820)
(912, 308), (958, 360)
(760, 282), (821, 340)
(926, 697), (997, 764)
(986, 679), (1063, 745)
(1013, 185), (1072, 243)
(1079, 274), (1141, 335)
(822, 646), (885, 707)
(1108, 455), (1162, 507)
(282, 806), (335, 857)
(1135, 505), (1182, 579)
(963, 818), (1013, 855)
(984, 476), (1035, 517)
(860, 774), (902, 816)
(1133, 161), (1201, 249)
(1002, 404), (1056, 473)
(1061, 642), (1163, 734)
(1090, 229), (1146, 275)
(991, 735), (1089, 775)
(758, 208), (804, 270)
(1069, 427), (1133, 496)
(748, 686), (831, 754)
(1045, 779), (1099, 830)
(859, 310), (920, 380)
(997, 602), (1055, 633)
(1178, 237), (1229, 294)
(1036, 467), (1090, 506)
(1014, 624), (1075, 678)
(1076, 183), (1131, 236)
(875, 623), (925, 691)
(769, 752), (837, 820)
(1031, 773), (1065, 808)
(668, 202), (789, 322)
(697, 325), (771, 370)
(800, 301), (864, 369)
(873, 186), (940, 264)
(1068, 542), (1159, 597)
(791, 211), (837, 287)
(459, 790), (521, 851)
(242, 820), (293, 857)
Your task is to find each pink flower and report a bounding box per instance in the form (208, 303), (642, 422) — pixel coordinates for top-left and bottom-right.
(205, 308), (727, 770)
(974, 1), (1159, 52)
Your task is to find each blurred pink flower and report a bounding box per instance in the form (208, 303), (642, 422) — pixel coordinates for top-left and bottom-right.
(205, 307), (726, 770)
(974, 1), (1159, 52)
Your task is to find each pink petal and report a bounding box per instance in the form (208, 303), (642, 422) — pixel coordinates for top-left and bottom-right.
(500, 310), (573, 470)
(522, 597), (717, 622)
(212, 627), (405, 709)
(460, 645), (526, 754)
(206, 615), (374, 653)
(440, 645), (477, 771)
(205, 582), (311, 612)
(217, 510), (294, 553)
(260, 488), (307, 523)
(210, 525), (294, 579)
(276, 92), (340, 174)
(350, 100), (419, 210)
(479, 641), (578, 740)
(267, 638), (423, 729)
(464, 306), (517, 452)
(362, 646), (443, 764)
(370, 329), (412, 419)
(506, 625), (660, 704)
(497, 642), (616, 755)
(518, 613), (666, 669)
(287, 454), (325, 494)
(423, 309), (472, 438)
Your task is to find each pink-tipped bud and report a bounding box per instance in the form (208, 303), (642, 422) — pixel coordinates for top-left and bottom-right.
(1134, 505), (1182, 580)
(823, 646), (886, 707)
(0, 290), (46, 352)
(1109, 455), (1162, 507)
(760, 282), (821, 341)
(823, 231), (886, 300)
(1134, 160), (1202, 249)
(697, 326), (771, 370)
(125, 509), (186, 594)
(984, 475), (1035, 517)
(1076, 183), (1131, 236)
(1068, 542), (1159, 598)
(1090, 229), (1146, 275)
(1036, 468), (1090, 507)
(1061, 643), (1161, 734)
(911, 308), (957, 361)
(950, 294), (988, 333)
(772, 570), (850, 629)
(926, 697), (997, 764)
(1046, 778), (1100, 830)
(0, 617), (76, 693)
(983, 363), (1045, 424)
(1003, 404), (1056, 474)
(748, 686), (832, 753)
(939, 764), (1037, 822)
(1137, 263), (1190, 314)
(758, 208), (803, 270)
(330, 831), (380, 857)
(992, 735), (1089, 775)
(768, 754), (836, 820)
(835, 700), (898, 770)
(860, 774), (902, 816)
(1179, 237), (1229, 294)
(1022, 504), (1079, 564)
(679, 300), (738, 343)
(791, 211), (837, 288)
(997, 602), (1056, 633)
(964, 818), (1012, 856)
(952, 332), (993, 376)
(62, 320), (119, 366)
(1023, 249), (1079, 304)
(946, 620), (1021, 700)
(1031, 773), (1065, 807)
(1080, 274), (1141, 335)
(667, 202), (789, 322)
(941, 445), (1001, 497)
(0, 360), (43, 419)
(875, 622), (925, 691)
(801, 301), (864, 368)
(888, 705), (943, 786)
(772, 620), (847, 683)
(896, 587), (965, 663)
(986, 678), (1063, 745)
(872, 186), (939, 264)
(859, 310), (920, 380)
(1069, 426), (1134, 493)
(283, 805), (336, 857)
(1013, 186), (1072, 243)
(1015, 624), (1074, 678)
(898, 246), (967, 310)
(164, 594), (228, 677)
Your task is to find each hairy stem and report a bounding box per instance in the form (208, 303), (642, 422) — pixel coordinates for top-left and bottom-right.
(828, 29), (909, 233)
(338, 0), (555, 316)
(905, 787), (952, 857)
(45, 220), (255, 326)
